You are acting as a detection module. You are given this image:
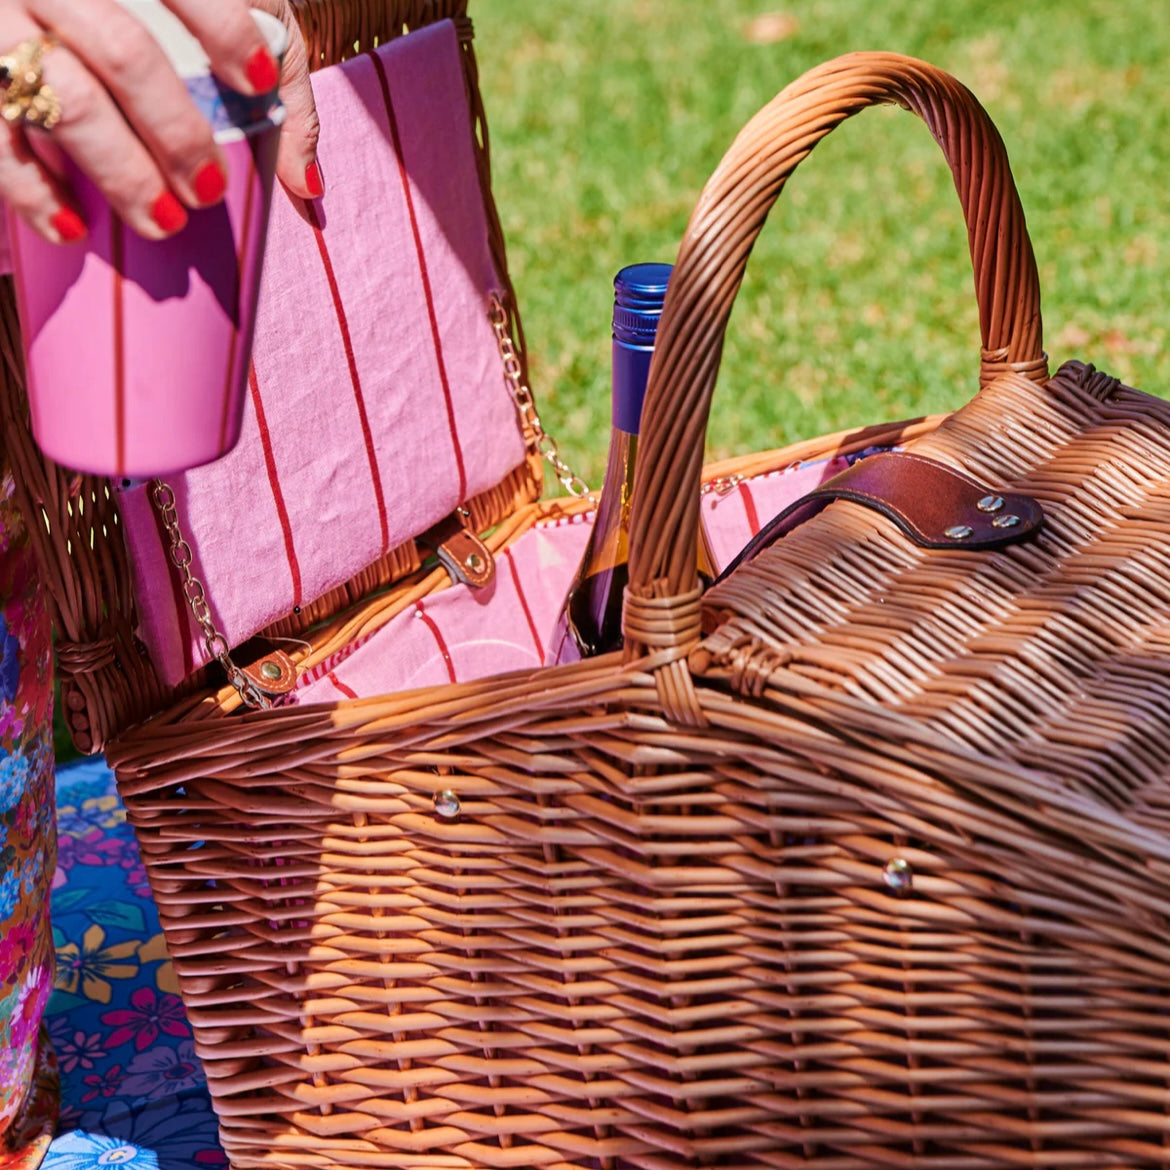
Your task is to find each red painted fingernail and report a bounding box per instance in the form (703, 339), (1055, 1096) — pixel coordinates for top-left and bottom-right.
(245, 45), (280, 93)
(50, 207), (87, 243)
(150, 191), (188, 234)
(193, 160), (227, 205)
(304, 159), (324, 199)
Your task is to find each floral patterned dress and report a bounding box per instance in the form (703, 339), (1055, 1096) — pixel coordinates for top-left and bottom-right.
(0, 467), (227, 1170)
(0, 467), (59, 1169)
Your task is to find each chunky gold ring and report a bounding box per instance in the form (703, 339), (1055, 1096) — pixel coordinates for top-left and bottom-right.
(0, 37), (61, 130)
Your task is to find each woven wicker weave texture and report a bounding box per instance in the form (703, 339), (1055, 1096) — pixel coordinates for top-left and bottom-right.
(100, 43), (1170, 1170)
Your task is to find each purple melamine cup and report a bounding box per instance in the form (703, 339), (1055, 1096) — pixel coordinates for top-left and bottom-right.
(8, 5), (288, 477)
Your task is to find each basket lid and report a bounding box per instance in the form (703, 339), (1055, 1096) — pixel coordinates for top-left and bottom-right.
(115, 18), (538, 690)
(0, 4), (544, 752)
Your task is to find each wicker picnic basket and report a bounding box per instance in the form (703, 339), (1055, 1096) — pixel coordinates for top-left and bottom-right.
(7, 1), (1170, 1164)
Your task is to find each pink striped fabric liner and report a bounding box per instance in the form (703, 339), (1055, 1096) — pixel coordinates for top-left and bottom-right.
(287, 455), (854, 705)
(116, 21), (528, 686)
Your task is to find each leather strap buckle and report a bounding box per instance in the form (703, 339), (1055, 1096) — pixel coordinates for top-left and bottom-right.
(418, 511), (495, 589)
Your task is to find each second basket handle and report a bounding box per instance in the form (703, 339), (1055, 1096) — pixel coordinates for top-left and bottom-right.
(624, 52), (1046, 667)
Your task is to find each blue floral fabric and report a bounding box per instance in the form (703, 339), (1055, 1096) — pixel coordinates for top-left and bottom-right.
(43, 758), (226, 1170)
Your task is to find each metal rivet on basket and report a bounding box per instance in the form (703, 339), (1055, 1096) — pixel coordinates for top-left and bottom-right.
(433, 788), (461, 819)
(992, 513), (1021, 529)
(977, 495), (1005, 513)
(944, 524), (974, 540)
(260, 661), (282, 681)
(466, 552), (485, 573)
(882, 857), (913, 893)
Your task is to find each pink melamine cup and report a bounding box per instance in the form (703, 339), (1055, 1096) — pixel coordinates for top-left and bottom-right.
(7, 6), (287, 478)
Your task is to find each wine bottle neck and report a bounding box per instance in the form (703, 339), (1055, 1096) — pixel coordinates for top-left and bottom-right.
(611, 337), (654, 434)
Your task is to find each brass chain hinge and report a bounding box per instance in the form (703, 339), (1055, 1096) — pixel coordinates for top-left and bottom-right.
(151, 481), (272, 710)
(488, 291), (591, 499)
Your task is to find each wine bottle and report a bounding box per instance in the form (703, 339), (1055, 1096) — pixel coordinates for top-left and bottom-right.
(549, 263), (714, 662)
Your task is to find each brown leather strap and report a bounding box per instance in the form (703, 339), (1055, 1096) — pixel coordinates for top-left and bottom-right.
(239, 647), (298, 696)
(418, 512), (496, 589)
(716, 451), (1043, 581)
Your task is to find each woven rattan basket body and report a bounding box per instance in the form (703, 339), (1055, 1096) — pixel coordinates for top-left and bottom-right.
(8, 16), (1170, 1170)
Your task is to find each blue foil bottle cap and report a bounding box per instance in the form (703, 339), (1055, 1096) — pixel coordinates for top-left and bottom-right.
(611, 262), (671, 434)
(612, 262), (672, 344)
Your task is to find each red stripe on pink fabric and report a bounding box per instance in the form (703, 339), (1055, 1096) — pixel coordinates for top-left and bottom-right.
(149, 493), (195, 679)
(738, 480), (761, 535)
(295, 631), (377, 690)
(327, 670), (358, 699)
(503, 547), (543, 661)
(303, 196), (390, 551)
(249, 363), (302, 608)
(414, 601), (457, 683)
(371, 49), (468, 502)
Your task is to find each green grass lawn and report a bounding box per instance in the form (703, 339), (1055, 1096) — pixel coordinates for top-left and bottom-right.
(475, 0), (1170, 488)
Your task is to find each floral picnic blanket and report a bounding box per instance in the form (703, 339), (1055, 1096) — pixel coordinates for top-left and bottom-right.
(43, 757), (224, 1170)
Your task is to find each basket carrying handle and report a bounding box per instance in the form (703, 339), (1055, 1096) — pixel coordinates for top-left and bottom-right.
(622, 52), (1046, 699)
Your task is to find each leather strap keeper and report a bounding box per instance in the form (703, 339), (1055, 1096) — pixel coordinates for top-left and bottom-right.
(717, 450), (1044, 582)
(418, 511), (496, 589)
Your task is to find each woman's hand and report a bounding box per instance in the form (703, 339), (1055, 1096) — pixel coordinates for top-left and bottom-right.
(0, 0), (321, 243)
(250, 0), (321, 201)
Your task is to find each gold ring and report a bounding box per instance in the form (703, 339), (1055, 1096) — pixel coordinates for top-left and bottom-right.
(0, 37), (61, 130)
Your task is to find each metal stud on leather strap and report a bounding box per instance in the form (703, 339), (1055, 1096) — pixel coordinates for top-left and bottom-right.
(992, 513), (1021, 529)
(977, 495), (1005, 513)
(945, 524), (974, 540)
